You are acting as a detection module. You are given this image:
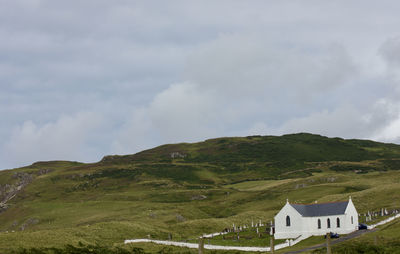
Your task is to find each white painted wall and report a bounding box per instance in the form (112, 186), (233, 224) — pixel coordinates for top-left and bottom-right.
(274, 199), (359, 239)
(274, 202), (305, 239)
(344, 198), (359, 232)
(301, 214), (353, 236)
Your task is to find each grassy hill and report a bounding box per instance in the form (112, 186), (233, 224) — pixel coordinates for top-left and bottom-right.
(1, 133), (400, 253)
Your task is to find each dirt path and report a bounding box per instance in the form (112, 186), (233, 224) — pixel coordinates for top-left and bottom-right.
(283, 228), (378, 254)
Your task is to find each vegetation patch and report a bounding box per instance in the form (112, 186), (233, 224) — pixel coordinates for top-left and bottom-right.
(330, 164), (378, 173)
(382, 159), (400, 170)
(9, 242), (185, 254)
(312, 240), (400, 254)
(2, 134), (400, 252)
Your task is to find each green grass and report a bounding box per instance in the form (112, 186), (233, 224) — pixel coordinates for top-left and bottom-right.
(1, 169), (399, 252)
(310, 218), (400, 254)
(1, 133), (400, 253)
(195, 229), (286, 247)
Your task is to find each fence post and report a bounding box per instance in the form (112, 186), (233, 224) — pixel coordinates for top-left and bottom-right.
(270, 220), (275, 253)
(198, 237), (204, 254)
(270, 236), (275, 253)
(326, 233), (332, 254)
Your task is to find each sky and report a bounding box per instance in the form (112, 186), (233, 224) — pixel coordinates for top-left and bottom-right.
(1, 1), (400, 169)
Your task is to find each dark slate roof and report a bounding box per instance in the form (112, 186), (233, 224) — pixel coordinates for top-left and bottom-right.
(290, 201), (349, 217)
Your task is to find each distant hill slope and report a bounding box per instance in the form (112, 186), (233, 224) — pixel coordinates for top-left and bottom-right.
(3, 133), (400, 187)
(103, 133), (400, 163)
(98, 133), (400, 183)
(1, 133), (400, 253)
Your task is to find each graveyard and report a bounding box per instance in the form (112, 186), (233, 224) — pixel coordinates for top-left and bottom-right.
(190, 223), (287, 247)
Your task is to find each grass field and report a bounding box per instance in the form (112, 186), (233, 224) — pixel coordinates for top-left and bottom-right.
(1, 133), (400, 253)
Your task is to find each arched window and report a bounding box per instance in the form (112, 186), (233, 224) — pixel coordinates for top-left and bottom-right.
(337, 218), (340, 228)
(286, 216), (291, 227)
(327, 218), (331, 228)
(351, 216), (353, 224)
(318, 219), (321, 229)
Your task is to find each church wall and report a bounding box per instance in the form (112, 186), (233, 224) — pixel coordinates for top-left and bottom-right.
(274, 199), (359, 239)
(274, 203), (305, 239)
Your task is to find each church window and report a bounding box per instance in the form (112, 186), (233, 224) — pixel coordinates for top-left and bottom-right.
(327, 218), (331, 228)
(286, 216), (291, 226)
(337, 218), (340, 228)
(318, 219), (321, 229)
(351, 216), (353, 224)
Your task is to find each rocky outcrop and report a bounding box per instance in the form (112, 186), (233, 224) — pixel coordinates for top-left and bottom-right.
(0, 202), (8, 213)
(170, 152), (187, 159)
(0, 172), (35, 214)
(294, 183), (307, 189)
(37, 169), (52, 175)
(19, 218), (39, 231)
(191, 194), (207, 200)
(175, 214), (185, 222)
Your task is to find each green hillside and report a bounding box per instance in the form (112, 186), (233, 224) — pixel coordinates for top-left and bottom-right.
(1, 133), (400, 253)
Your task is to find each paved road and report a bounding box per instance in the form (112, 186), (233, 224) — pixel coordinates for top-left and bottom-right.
(283, 229), (378, 254)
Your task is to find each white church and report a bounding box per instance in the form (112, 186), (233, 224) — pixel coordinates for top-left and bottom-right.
(274, 197), (358, 239)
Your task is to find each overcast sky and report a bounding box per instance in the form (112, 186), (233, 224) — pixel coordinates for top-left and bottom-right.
(1, 1), (400, 169)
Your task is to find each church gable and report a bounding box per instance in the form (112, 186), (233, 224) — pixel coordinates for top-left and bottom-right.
(345, 198), (357, 214)
(275, 201), (303, 218)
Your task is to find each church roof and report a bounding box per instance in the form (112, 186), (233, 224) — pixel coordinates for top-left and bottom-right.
(290, 201), (349, 217)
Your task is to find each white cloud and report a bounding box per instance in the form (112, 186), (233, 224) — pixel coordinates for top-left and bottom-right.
(109, 35), (358, 146)
(276, 106), (371, 138)
(1, 112), (103, 168)
(108, 32), (399, 157)
(2, 1), (400, 169)
(187, 36), (356, 95)
(369, 99), (400, 142)
(380, 37), (400, 68)
(149, 82), (220, 142)
(372, 117), (400, 143)
(110, 107), (157, 155)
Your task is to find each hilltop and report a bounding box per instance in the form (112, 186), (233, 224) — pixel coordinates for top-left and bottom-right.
(100, 132), (400, 183)
(1, 133), (400, 253)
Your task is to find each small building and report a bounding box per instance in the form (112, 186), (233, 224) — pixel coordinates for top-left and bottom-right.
(274, 197), (358, 239)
